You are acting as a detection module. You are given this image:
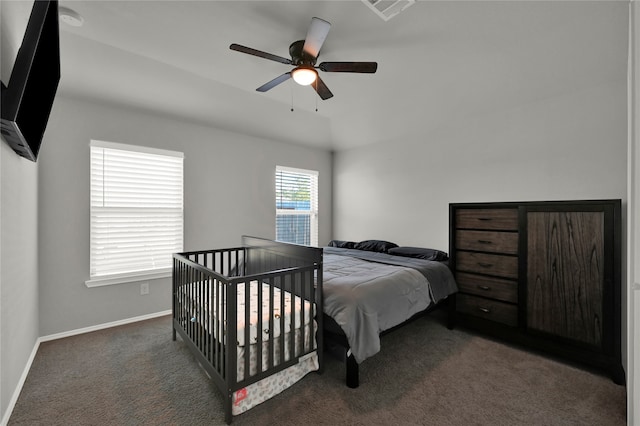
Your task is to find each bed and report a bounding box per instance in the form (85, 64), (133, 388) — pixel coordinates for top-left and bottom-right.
(172, 236), (323, 424)
(321, 240), (458, 388)
(173, 237), (457, 422)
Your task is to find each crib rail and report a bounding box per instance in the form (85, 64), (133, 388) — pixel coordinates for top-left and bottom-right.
(172, 252), (231, 392)
(172, 238), (323, 424)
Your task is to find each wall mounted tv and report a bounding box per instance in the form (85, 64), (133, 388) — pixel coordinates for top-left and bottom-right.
(1, 0), (60, 162)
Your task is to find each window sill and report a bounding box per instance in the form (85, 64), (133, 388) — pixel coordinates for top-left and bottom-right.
(85, 269), (172, 287)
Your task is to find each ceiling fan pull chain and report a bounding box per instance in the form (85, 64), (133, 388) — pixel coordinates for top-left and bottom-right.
(290, 80), (294, 112)
(315, 80), (318, 112)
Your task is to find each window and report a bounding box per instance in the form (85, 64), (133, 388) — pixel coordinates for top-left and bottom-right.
(87, 140), (184, 286)
(275, 166), (318, 246)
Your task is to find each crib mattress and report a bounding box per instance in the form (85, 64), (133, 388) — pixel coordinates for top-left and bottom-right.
(235, 280), (315, 346)
(183, 280), (315, 346)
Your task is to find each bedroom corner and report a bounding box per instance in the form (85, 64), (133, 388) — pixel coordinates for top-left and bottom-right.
(0, 1), (41, 424)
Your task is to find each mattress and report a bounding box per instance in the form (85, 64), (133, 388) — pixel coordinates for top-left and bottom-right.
(184, 280), (315, 346)
(234, 280), (315, 346)
(322, 247), (458, 363)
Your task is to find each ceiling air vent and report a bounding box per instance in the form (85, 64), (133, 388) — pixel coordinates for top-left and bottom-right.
(362, 0), (416, 21)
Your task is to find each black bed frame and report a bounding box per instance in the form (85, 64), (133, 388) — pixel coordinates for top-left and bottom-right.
(172, 236), (323, 424)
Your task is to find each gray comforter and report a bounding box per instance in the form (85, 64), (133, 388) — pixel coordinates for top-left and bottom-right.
(322, 247), (458, 364)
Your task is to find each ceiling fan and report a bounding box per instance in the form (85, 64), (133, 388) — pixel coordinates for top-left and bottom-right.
(230, 17), (377, 100)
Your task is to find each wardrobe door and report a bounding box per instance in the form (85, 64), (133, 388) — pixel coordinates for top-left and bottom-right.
(525, 209), (605, 347)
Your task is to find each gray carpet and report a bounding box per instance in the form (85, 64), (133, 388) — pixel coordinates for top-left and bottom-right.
(8, 311), (626, 425)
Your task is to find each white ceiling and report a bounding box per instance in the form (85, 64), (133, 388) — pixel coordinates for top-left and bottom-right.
(54, 0), (628, 151)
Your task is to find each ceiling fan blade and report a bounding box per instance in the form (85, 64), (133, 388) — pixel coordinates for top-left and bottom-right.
(302, 17), (331, 59)
(312, 76), (333, 100)
(230, 43), (292, 65)
(319, 62), (378, 73)
(256, 72), (292, 92)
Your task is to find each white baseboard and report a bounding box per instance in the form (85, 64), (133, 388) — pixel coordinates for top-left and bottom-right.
(1, 310), (172, 425)
(0, 338), (40, 426)
(39, 310), (172, 342)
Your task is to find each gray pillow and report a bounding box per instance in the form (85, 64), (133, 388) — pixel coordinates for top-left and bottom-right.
(354, 240), (398, 253)
(328, 240), (357, 249)
(387, 246), (448, 261)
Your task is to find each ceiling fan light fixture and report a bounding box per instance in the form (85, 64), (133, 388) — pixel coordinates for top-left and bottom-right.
(292, 67), (317, 86)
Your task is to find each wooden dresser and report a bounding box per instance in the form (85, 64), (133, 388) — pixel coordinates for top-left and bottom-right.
(449, 200), (624, 384)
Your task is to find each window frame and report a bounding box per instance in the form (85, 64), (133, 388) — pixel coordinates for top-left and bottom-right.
(85, 140), (184, 287)
(275, 165), (319, 247)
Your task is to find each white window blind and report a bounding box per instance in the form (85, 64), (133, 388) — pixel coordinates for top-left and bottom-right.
(89, 141), (184, 282)
(275, 166), (318, 246)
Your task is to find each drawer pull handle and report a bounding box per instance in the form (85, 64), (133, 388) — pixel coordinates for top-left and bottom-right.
(478, 262), (493, 268)
(478, 307), (491, 314)
(477, 285), (491, 291)
(477, 240), (492, 244)
(478, 218), (492, 221)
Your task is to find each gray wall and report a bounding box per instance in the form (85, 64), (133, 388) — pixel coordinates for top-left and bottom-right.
(0, 144), (39, 423)
(37, 95), (333, 336)
(333, 80), (628, 251)
(0, 1), (39, 420)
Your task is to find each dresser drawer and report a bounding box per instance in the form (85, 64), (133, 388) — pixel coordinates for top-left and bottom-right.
(456, 251), (518, 279)
(456, 272), (518, 303)
(455, 208), (518, 231)
(457, 294), (518, 327)
(456, 230), (518, 254)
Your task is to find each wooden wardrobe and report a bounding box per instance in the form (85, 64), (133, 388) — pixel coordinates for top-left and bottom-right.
(449, 200), (624, 384)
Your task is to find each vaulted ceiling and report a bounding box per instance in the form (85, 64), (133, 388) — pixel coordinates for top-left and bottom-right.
(51, 0), (627, 151)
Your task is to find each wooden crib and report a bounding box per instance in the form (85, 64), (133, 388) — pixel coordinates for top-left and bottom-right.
(172, 236), (323, 423)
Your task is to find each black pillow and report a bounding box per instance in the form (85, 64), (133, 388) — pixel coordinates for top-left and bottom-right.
(354, 240), (399, 253)
(328, 240), (357, 249)
(388, 246), (449, 261)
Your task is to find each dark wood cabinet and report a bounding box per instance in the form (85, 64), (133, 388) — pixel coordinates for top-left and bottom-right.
(450, 200), (623, 384)
(452, 206), (520, 328)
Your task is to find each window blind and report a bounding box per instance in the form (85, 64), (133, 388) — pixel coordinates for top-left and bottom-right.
(90, 141), (184, 279)
(275, 166), (318, 246)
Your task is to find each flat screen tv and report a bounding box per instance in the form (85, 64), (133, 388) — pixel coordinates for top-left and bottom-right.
(1, 0), (60, 162)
